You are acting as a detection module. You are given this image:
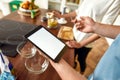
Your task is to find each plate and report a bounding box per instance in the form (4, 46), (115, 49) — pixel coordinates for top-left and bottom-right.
(57, 18), (67, 24)
(18, 10), (40, 17)
(18, 7), (40, 17)
(19, 7), (40, 13)
(57, 26), (74, 40)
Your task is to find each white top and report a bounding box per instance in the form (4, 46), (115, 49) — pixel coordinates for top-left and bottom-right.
(106, 14), (120, 45)
(73, 0), (120, 43)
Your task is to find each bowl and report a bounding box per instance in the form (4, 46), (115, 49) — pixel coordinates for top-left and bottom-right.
(25, 51), (49, 74)
(16, 41), (37, 58)
(19, 7), (40, 13)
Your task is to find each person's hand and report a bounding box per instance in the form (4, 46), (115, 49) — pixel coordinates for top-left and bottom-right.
(49, 58), (63, 68)
(71, 18), (77, 23)
(52, 11), (62, 18)
(75, 16), (96, 33)
(49, 58), (87, 80)
(66, 40), (82, 48)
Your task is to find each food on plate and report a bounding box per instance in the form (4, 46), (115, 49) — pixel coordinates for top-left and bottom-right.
(18, 0), (40, 18)
(20, 0), (39, 10)
(57, 26), (74, 40)
(62, 26), (72, 31)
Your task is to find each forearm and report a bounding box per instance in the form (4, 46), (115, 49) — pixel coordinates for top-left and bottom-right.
(50, 59), (87, 80)
(94, 23), (120, 39)
(61, 11), (77, 18)
(79, 34), (100, 47)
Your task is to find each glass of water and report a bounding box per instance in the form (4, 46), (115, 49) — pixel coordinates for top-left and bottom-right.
(16, 41), (36, 58)
(25, 50), (49, 74)
(16, 41), (49, 74)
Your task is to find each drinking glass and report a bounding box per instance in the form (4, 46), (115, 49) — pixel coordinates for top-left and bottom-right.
(25, 50), (49, 74)
(47, 17), (58, 28)
(16, 41), (49, 74)
(16, 41), (36, 58)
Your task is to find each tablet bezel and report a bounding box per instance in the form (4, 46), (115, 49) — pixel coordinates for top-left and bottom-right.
(25, 25), (67, 62)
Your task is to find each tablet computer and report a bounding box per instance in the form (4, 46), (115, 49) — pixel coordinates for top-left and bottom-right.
(25, 26), (67, 62)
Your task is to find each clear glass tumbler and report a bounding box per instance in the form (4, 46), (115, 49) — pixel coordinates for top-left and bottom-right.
(16, 41), (36, 58)
(16, 41), (49, 74)
(25, 51), (49, 74)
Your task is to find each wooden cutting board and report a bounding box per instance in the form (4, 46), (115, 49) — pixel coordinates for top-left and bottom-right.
(57, 26), (74, 40)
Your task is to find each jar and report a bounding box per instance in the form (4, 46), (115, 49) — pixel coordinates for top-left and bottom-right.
(47, 17), (58, 29)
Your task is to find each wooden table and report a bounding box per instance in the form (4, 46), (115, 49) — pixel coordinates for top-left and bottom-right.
(1, 9), (74, 80)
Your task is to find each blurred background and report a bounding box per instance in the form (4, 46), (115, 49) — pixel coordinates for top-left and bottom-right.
(0, 0), (81, 17)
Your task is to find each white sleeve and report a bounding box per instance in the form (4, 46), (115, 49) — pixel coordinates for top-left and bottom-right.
(103, 0), (120, 45)
(75, 0), (85, 16)
(101, 0), (120, 24)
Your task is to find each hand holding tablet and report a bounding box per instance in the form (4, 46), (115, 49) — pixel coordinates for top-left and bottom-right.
(25, 25), (67, 62)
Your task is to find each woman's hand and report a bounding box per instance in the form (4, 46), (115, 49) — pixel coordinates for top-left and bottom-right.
(52, 11), (62, 18)
(66, 40), (82, 48)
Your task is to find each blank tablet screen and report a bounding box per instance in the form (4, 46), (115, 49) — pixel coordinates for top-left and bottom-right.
(25, 26), (66, 62)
